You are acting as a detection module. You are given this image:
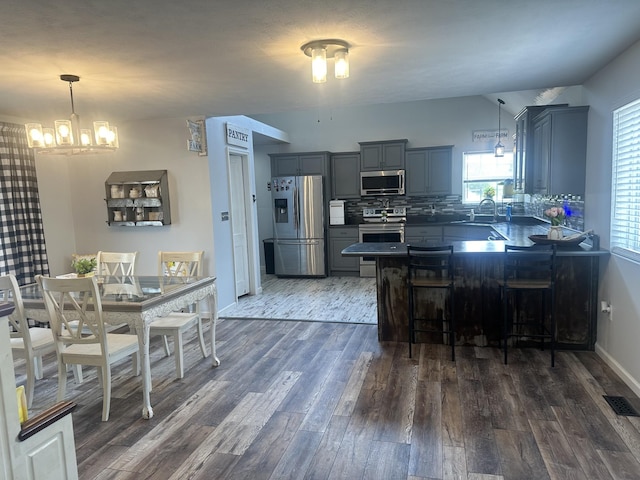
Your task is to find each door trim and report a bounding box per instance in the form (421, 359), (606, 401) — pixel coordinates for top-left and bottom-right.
(225, 146), (260, 300)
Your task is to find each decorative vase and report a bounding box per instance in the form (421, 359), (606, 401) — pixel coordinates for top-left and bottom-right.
(547, 226), (563, 240)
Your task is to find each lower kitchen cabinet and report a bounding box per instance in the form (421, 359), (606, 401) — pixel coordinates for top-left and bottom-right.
(329, 226), (359, 275)
(405, 146), (453, 196)
(405, 225), (443, 245)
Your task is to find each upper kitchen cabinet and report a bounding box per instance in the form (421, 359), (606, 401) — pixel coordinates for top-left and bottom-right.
(330, 152), (360, 199)
(270, 152), (330, 177)
(405, 146), (453, 196)
(359, 139), (407, 171)
(529, 106), (589, 195)
(514, 105), (559, 192)
(105, 170), (171, 226)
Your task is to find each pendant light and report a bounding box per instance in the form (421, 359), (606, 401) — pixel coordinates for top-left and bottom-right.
(495, 98), (505, 157)
(301, 39), (350, 83)
(25, 74), (118, 155)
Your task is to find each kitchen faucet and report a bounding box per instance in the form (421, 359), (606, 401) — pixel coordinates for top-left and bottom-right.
(478, 198), (497, 222)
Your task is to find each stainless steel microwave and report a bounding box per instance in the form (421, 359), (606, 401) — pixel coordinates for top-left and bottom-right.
(360, 170), (405, 196)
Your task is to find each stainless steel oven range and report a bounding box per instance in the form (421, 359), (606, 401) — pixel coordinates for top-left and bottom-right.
(358, 207), (406, 277)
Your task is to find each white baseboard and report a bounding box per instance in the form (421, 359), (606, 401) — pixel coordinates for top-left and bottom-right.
(595, 342), (640, 397)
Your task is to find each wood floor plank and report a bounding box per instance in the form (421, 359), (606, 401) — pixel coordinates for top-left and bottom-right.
(443, 445), (468, 480)
(494, 429), (550, 480)
(441, 380), (465, 448)
(478, 359), (530, 432)
(363, 440), (411, 480)
(268, 429), (323, 480)
(409, 380), (443, 478)
(210, 410), (304, 480)
(303, 415), (350, 480)
(458, 377), (502, 476)
(597, 449), (640, 480)
(529, 419), (588, 480)
(374, 346), (418, 444)
(552, 406), (617, 480)
(333, 351), (374, 416)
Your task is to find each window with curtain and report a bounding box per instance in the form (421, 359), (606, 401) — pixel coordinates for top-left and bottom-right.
(0, 122), (50, 284)
(611, 98), (640, 263)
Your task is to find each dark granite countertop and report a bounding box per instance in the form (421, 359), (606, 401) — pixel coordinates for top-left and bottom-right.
(342, 241), (607, 257)
(341, 218), (607, 257)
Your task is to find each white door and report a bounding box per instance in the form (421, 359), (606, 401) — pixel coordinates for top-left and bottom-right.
(229, 153), (250, 297)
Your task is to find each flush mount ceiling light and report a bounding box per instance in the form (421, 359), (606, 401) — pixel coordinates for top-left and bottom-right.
(495, 98), (505, 157)
(25, 74), (118, 155)
(301, 39), (350, 83)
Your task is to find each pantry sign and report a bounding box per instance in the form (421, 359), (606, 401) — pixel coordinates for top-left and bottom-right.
(226, 123), (250, 148)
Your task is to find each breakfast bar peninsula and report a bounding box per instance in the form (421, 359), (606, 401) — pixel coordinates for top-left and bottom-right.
(342, 219), (607, 351)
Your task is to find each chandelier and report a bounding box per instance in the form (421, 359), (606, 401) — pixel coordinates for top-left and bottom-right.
(25, 75), (118, 155)
(301, 39), (350, 83)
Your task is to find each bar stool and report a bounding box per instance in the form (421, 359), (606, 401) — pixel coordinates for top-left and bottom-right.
(407, 245), (455, 360)
(499, 244), (557, 366)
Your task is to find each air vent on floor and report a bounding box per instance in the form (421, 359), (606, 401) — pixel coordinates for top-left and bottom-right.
(603, 395), (640, 416)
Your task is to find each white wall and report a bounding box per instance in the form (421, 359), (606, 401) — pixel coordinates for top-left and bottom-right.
(582, 39), (640, 394)
(36, 117), (215, 277)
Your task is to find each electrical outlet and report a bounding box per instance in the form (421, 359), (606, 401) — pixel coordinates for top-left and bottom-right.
(600, 301), (613, 321)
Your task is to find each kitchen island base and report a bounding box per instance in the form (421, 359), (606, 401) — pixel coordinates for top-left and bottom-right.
(373, 250), (600, 351)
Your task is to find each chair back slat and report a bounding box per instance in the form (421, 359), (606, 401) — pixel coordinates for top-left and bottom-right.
(407, 245), (454, 282)
(36, 276), (106, 349)
(96, 251), (138, 276)
(0, 274), (31, 346)
(503, 244), (556, 284)
(158, 251), (204, 277)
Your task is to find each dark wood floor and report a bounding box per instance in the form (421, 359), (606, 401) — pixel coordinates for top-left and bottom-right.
(19, 318), (640, 480)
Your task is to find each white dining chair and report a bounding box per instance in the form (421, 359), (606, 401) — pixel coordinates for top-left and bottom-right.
(96, 251), (138, 276)
(148, 251), (207, 378)
(36, 275), (140, 421)
(1, 274), (56, 408)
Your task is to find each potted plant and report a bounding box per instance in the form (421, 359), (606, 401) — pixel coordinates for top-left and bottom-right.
(72, 257), (96, 277)
(483, 185), (496, 199)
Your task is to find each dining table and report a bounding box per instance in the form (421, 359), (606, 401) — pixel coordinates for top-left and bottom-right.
(19, 275), (219, 420)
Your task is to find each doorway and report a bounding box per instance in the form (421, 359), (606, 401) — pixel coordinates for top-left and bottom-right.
(228, 151), (251, 298)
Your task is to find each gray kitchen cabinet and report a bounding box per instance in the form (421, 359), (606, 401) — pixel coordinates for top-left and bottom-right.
(331, 152), (360, 198)
(329, 226), (359, 274)
(405, 146), (453, 196)
(514, 105), (563, 192)
(105, 170), (171, 226)
(359, 139), (407, 171)
(270, 152), (330, 177)
(529, 106), (588, 196)
(405, 225), (442, 245)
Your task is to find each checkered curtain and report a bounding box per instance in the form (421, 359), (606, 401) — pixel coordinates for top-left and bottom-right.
(0, 122), (50, 285)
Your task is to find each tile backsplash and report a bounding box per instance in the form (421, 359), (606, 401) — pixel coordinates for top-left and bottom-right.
(342, 193), (585, 231)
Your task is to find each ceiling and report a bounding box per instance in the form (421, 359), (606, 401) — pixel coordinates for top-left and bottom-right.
(3, 0), (640, 124)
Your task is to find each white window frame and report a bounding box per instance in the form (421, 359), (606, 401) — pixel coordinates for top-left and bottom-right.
(611, 97), (640, 263)
(462, 151), (514, 204)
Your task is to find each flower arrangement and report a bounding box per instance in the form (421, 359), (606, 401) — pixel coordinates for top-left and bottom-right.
(544, 206), (566, 226)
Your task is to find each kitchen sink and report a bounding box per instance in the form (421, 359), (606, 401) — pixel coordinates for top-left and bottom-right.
(443, 224), (508, 241)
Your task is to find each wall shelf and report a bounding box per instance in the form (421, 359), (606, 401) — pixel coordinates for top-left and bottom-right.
(105, 170), (171, 226)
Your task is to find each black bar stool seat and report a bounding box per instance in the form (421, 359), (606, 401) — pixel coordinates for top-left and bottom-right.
(499, 244), (557, 366)
(407, 244), (455, 360)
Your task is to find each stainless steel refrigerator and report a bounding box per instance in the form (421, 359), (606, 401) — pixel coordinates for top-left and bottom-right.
(271, 175), (325, 276)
